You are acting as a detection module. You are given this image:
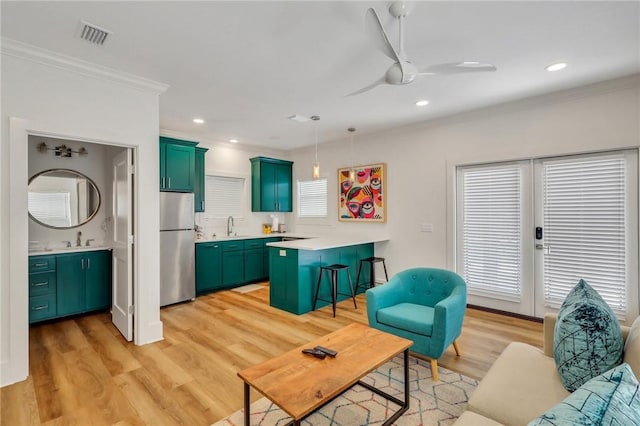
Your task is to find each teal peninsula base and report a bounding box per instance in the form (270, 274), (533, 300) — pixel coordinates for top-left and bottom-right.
(268, 243), (375, 315)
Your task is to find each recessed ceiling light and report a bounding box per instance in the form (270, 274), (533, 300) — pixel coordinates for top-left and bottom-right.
(229, 139), (238, 143)
(415, 100), (430, 107)
(545, 62), (567, 72)
(193, 118), (204, 124)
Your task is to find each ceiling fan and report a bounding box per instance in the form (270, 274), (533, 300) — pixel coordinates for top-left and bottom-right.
(348, 1), (497, 96)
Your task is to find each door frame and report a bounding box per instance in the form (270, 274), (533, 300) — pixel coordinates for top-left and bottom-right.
(5, 117), (138, 385)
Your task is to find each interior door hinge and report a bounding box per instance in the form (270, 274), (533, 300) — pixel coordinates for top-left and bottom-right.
(128, 235), (135, 244)
(129, 164), (135, 174)
(128, 305), (134, 315)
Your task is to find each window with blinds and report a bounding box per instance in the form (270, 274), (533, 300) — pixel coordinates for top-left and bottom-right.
(298, 178), (327, 218)
(460, 165), (523, 301)
(542, 155), (627, 315)
(28, 191), (72, 227)
(203, 175), (244, 220)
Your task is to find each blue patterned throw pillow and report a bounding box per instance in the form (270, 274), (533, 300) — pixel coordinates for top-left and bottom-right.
(528, 363), (640, 426)
(554, 279), (624, 392)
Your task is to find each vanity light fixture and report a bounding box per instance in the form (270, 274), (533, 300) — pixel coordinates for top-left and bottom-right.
(415, 100), (429, 107)
(311, 115), (321, 179)
(545, 62), (567, 72)
(37, 142), (87, 158)
(193, 118), (205, 124)
(348, 127), (357, 182)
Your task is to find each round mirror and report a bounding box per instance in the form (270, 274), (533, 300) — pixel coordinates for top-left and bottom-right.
(28, 169), (101, 229)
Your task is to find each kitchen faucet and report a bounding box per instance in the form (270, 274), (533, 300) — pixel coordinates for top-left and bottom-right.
(227, 216), (234, 236)
(76, 231), (82, 247)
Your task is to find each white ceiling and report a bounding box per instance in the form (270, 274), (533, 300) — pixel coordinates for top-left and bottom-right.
(2, 1), (639, 150)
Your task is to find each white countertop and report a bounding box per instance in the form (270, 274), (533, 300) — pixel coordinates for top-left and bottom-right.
(195, 233), (310, 244)
(29, 246), (113, 256)
(266, 236), (389, 251)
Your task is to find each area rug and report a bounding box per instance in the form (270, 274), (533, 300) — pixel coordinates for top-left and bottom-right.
(231, 284), (266, 294)
(213, 356), (477, 425)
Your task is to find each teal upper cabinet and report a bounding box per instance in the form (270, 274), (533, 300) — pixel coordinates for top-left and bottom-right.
(160, 136), (198, 192)
(194, 147), (208, 212)
(250, 157), (293, 212)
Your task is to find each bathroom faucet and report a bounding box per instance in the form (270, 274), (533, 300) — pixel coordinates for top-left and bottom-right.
(85, 239), (95, 246)
(227, 216), (234, 236)
(76, 231), (82, 247)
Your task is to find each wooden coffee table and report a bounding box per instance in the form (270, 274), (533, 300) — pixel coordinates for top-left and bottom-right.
(237, 323), (413, 425)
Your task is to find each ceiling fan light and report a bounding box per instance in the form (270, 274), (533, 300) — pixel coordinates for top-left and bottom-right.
(545, 62), (567, 72)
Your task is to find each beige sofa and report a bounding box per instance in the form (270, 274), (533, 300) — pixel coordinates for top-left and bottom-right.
(453, 313), (640, 426)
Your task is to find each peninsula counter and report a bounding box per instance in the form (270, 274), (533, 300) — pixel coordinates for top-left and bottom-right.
(266, 237), (388, 314)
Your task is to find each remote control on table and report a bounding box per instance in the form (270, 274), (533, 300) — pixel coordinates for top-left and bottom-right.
(302, 348), (326, 359)
(314, 346), (338, 357)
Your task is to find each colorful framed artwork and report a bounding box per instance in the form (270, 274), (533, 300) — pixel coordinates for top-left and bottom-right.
(338, 163), (386, 222)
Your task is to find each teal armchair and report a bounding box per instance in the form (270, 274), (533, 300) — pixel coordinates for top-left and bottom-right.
(366, 267), (467, 381)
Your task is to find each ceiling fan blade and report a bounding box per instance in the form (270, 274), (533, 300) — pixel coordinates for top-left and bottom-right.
(365, 8), (401, 64)
(345, 76), (387, 97)
(419, 62), (497, 76)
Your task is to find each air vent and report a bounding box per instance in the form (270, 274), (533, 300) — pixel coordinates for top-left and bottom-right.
(78, 20), (111, 45)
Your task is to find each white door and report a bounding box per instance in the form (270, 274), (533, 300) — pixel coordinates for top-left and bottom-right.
(533, 151), (639, 322)
(457, 150), (639, 323)
(112, 148), (133, 340)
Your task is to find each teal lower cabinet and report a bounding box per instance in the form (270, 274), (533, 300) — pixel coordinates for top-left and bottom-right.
(269, 243), (374, 315)
(29, 250), (112, 324)
(195, 237), (283, 294)
(196, 242), (223, 294)
(85, 251), (112, 312)
(244, 248), (264, 283)
(221, 240), (245, 287)
(28, 255), (57, 323)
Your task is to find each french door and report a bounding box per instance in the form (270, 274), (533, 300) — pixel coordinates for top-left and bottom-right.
(456, 150), (638, 323)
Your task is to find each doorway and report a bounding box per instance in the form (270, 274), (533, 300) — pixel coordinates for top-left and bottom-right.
(27, 135), (135, 340)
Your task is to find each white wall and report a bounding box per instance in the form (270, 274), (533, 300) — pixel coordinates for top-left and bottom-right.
(1, 40), (167, 386)
(287, 75), (640, 277)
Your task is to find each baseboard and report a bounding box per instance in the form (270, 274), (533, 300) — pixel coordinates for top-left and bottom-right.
(467, 304), (543, 323)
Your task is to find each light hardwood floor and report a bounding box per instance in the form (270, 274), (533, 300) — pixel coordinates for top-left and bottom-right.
(1, 285), (542, 425)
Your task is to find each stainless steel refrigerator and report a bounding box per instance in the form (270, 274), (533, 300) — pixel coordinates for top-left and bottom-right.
(160, 192), (195, 307)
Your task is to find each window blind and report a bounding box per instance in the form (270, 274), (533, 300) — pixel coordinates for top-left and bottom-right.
(298, 178), (327, 218)
(542, 155), (627, 315)
(461, 166), (522, 301)
(204, 175), (244, 220)
(28, 191), (72, 227)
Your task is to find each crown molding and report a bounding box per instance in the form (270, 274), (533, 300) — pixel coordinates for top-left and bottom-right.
(1, 38), (169, 94)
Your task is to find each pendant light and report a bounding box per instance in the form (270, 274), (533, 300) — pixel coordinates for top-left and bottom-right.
(348, 127), (356, 182)
(311, 115), (320, 179)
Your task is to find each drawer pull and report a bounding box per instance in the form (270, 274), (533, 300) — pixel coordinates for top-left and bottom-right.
(32, 305), (48, 311)
(33, 263), (47, 267)
(33, 282), (48, 287)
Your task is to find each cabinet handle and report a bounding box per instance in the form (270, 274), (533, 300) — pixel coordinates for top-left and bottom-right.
(32, 305), (48, 311)
(168, 177), (171, 188)
(33, 282), (48, 287)
(33, 262), (47, 267)
(81, 259), (85, 270)
(87, 259), (91, 269)
(201, 201), (204, 210)
(162, 177), (165, 188)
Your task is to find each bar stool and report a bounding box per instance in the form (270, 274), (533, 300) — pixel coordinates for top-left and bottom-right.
(356, 257), (389, 292)
(312, 264), (357, 317)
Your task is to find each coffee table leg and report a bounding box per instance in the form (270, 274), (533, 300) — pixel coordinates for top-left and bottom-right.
(244, 382), (250, 426)
(403, 348), (410, 409)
